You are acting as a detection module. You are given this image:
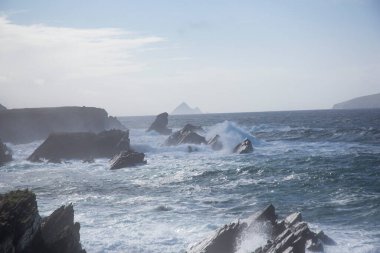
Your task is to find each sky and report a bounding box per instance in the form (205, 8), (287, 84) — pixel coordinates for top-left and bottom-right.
(0, 0), (379, 116)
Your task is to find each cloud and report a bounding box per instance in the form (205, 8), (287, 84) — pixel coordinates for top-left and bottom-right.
(0, 16), (167, 111)
(0, 15), (164, 83)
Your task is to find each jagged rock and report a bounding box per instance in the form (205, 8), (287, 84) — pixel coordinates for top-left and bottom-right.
(147, 112), (172, 135)
(0, 190), (85, 253)
(315, 230), (336, 246)
(40, 205), (85, 253)
(165, 124), (206, 146)
(28, 129), (130, 162)
(110, 151), (147, 170)
(187, 205), (335, 253)
(207, 135), (223, 151)
(187, 221), (245, 253)
(0, 139), (12, 166)
(0, 106), (125, 144)
(233, 139), (253, 154)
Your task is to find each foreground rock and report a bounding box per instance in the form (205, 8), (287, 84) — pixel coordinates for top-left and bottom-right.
(165, 124), (206, 146)
(110, 151), (147, 170)
(188, 204), (336, 253)
(0, 106), (125, 144)
(147, 112), (172, 135)
(233, 138), (253, 154)
(28, 129), (130, 162)
(0, 190), (86, 253)
(207, 135), (223, 151)
(0, 139), (12, 166)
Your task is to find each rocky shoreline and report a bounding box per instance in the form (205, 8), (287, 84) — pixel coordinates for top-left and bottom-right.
(0, 190), (85, 253)
(0, 190), (336, 253)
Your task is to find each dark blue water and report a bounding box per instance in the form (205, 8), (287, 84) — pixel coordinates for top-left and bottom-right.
(1, 109), (379, 252)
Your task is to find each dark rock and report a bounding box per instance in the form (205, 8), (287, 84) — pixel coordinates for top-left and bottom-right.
(315, 230), (337, 246)
(187, 221), (244, 253)
(0, 190), (85, 253)
(207, 135), (223, 151)
(0, 139), (12, 166)
(0, 106), (126, 144)
(188, 205), (335, 253)
(0, 104), (6, 111)
(233, 139), (253, 154)
(110, 151), (147, 170)
(306, 238), (324, 252)
(40, 205), (85, 253)
(147, 112), (172, 135)
(28, 129), (130, 162)
(165, 124), (206, 146)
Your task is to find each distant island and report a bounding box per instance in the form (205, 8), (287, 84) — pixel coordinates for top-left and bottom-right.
(333, 93), (380, 109)
(172, 102), (202, 115)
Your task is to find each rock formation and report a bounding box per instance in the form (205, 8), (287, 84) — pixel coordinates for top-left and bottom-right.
(207, 135), (223, 151)
(0, 139), (12, 166)
(28, 129), (130, 162)
(233, 139), (253, 154)
(0, 104), (6, 111)
(165, 124), (206, 146)
(110, 151), (147, 170)
(187, 204), (336, 253)
(0, 106), (126, 144)
(172, 102), (202, 115)
(147, 112), (172, 135)
(0, 189), (86, 253)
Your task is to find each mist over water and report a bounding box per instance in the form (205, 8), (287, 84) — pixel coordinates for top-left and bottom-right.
(1, 109), (380, 253)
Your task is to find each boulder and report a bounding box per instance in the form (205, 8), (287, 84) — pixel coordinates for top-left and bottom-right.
(207, 135), (223, 151)
(0, 139), (12, 166)
(0, 189), (85, 253)
(0, 106), (126, 144)
(165, 124), (206, 146)
(233, 139), (253, 154)
(40, 205), (85, 253)
(28, 129), (130, 162)
(147, 112), (172, 135)
(110, 151), (147, 170)
(187, 204), (335, 253)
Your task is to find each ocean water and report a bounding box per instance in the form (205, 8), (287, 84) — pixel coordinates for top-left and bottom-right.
(1, 109), (380, 253)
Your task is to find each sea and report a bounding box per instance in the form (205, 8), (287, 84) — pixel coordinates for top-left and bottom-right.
(1, 109), (380, 253)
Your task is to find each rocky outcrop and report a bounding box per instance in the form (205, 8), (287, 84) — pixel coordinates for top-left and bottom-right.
(0, 106), (125, 144)
(233, 139), (253, 154)
(165, 124), (206, 146)
(110, 151), (147, 170)
(207, 135), (223, 151)
(188, 204), (336, 253)
(28, 129), (130, 162)
(0, 190), (85, 253)
(0, 139), (12, 166)
(147, 112), (172, 135)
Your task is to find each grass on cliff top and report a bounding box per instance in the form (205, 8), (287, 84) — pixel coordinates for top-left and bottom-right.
(0, 189), (34, 205)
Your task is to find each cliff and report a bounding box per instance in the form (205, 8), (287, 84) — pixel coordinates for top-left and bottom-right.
(0, 106), (125, 144)
(333, 93), (380, 109)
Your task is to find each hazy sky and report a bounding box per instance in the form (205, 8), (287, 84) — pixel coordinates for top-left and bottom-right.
(1, 0), (379, 116)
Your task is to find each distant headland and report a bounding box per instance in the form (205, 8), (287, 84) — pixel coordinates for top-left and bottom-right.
(172, 102), (202, 115)
(333, 93), (380, 109)
(0, 106), (125, 144)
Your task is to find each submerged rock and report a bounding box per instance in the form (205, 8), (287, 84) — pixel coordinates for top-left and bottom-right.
(207, 135), (223, 151)
(233, 138), (253, 154)
(110, 151), (147, 170)
(187, 204), (335, 253)
(0, 139), (12, 166)
(165, 124), (206, 146)
(28, 129), (130, 162)
(147, 112), (172, 135)
(0, 190), (86, 253)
